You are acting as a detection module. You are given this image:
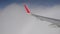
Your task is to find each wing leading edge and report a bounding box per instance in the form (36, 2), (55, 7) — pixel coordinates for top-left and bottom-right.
(31, 14), (60, 26)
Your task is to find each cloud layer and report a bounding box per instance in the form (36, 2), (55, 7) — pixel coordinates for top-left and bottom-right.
(0, 3), (60, 34)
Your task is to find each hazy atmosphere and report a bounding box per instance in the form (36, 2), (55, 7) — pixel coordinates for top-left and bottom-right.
(0, 0), (60, 34)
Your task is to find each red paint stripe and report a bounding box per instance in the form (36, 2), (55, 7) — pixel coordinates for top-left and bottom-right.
(24, 4), (30, 14)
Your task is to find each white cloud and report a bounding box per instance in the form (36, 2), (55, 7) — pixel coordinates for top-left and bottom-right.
(31, 5), (60, 19)
(0, 3), (60, 34)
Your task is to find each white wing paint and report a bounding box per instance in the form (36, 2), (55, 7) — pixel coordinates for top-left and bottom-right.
(31, 13), (60, 27)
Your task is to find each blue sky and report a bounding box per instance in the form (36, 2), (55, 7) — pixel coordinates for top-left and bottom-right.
(0, 0), (60, 9)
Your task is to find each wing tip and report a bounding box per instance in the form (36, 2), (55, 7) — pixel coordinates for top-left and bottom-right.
(24, 4), (31, 14)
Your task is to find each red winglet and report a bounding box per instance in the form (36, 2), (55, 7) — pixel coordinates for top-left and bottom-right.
(24, 4), (30, 14)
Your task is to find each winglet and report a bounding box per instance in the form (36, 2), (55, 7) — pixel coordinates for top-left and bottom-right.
(24, 4), (31, 14)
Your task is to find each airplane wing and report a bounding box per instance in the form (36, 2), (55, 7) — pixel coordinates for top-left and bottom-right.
(31, 14), (60, 26)
(24, 3), (60, 26)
